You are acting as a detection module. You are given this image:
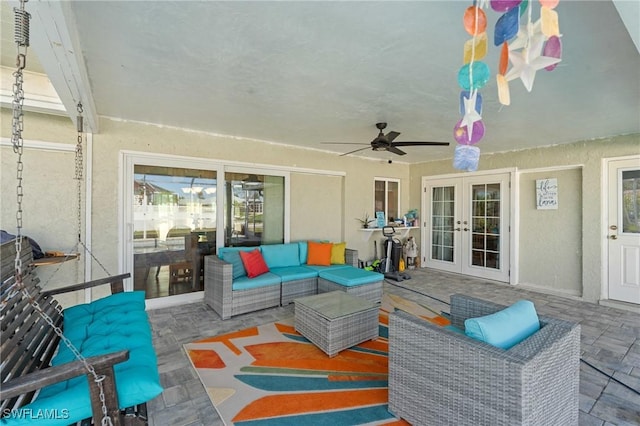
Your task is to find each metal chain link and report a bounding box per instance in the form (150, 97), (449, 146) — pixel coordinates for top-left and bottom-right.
(76, 104), (84, 244)
(12, 1), (28, 280)
(9, 2), (113, 424)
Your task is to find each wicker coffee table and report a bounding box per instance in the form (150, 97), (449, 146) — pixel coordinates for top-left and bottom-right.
(294, 291), (379, 357)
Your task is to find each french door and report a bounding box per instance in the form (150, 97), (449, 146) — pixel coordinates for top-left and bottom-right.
(423, 172), (511, 282)
(607, 157), (640, 304)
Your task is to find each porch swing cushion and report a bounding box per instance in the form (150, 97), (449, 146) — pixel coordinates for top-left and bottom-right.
(2, 291), (162, 426)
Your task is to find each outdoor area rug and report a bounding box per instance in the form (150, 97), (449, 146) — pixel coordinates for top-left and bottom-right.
(184, 293), (450, 425)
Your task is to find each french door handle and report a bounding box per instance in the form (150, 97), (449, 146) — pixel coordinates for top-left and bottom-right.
(455, 227), (461, 231)
(463, 228), (469, 232)
(609, 235), (618, 240)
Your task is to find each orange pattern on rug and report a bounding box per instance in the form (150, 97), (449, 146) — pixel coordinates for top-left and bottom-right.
(185, 294), (449, 425)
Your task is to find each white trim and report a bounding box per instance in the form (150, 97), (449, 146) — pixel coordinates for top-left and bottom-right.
(0, 138), (75, 152)
(119, 150), (345, 177)
(516, 164), (583, 174)
(0, 92), (67, 116)
(511, 169), (520, 285)
(83, 133), (93, 303)
(601, 156), (610, 300)
(421, 167), (517, 182)
(19, 0), (99, 132)
(145, 292), (204, 310)
(517, 282), (583, 299)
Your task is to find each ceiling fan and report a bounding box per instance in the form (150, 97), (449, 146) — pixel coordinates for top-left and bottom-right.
(323, 122), (450, 156)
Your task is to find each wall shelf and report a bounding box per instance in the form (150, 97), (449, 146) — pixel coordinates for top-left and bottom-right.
(357, 226), (419, 241)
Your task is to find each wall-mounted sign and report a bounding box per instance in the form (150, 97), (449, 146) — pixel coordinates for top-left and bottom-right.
(536, 178), (558, 210)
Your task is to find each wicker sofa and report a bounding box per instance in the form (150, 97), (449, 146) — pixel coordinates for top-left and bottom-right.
(204, 242), (382, 320)
(388, 294), (580, 426)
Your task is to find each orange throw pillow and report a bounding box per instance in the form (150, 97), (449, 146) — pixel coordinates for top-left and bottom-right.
(239, 249), (270, 278)
(306, 241), (333, 266)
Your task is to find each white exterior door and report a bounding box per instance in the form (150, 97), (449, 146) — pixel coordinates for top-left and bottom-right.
(423, 172), (511, 282)
(607, 157), (640, 304)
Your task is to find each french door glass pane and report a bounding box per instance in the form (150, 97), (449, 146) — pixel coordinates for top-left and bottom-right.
(133, 165), (216, 299)
(431, 186), (455, 261)
(224, 172), (284, 247)
(388, 181), (399, 220)
(470, 183), (500, 269)
(622, 170), (640, 234)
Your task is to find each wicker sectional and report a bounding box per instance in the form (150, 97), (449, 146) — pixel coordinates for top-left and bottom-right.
(388, 294), (580, 426)
(204, 244), (383, 320)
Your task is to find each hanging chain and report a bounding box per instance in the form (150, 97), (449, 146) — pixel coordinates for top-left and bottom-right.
(12, 0), (29, 282)
(8, 3), (113, 424)
(73, 107), (112, 276)
(76, 103), (84, 244)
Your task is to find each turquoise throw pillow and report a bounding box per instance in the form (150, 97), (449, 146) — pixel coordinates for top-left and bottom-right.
(218, 247), (256, 279)
(464, 300), (540, 349)
(223, 250), (247, 279)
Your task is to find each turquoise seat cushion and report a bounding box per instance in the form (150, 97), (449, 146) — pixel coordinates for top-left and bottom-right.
(261, 243), (301, 269)
(319, 267), (384, 287)
(232, 272), (282, 290)
(464, 300), (540, 350)
(270, 265), (318, 282)
(218, 247), (257, 279)
(305, 264), (352, 273)
(63, 290), (145, 322)
(3, 291), (162, 425)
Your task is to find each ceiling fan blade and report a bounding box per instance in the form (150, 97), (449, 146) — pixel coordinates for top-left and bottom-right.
(386, 131), (401, 143)
(321, 142), (370, 145)
(340, 146), (372, 156)
(387, 146), (407, 156)
(392, 141), (451, 147)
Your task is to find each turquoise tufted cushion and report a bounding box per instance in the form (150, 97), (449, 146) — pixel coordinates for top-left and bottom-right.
(297, 241), (308, 264)
(218, 247), (257, 279)
(464, 300), (540, 350)
(260, 243), (301, 268)
(3, 291), (163, 425)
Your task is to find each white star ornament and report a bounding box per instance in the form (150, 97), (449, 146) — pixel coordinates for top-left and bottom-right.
(505, 37), (561, 92)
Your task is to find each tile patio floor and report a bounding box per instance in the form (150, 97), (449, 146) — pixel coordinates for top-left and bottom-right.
(146, 269), (640, 426)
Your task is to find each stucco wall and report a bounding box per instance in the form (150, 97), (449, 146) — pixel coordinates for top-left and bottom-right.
(518, 167), (582, 296)
(4, 108), (637, 306)
(409, 134), (640, 302)
(2, 111), (410, 305)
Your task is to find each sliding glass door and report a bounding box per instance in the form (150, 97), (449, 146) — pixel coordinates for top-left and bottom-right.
(224, 172), (285, 247)
(122, 154), (290, 307)
(132, 165), (217, 299)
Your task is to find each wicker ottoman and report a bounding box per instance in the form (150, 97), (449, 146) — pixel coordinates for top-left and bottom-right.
(317, 268), (384, 303)
(294, 291), (379, 357)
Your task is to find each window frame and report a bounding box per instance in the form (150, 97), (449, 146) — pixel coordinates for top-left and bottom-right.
(374, 177), (401, 225)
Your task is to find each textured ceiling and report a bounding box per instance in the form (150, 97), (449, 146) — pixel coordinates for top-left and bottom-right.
(2, 1), (639, 164)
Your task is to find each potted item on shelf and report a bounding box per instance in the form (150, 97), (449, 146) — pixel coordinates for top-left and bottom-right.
(356, 213), (376, 229)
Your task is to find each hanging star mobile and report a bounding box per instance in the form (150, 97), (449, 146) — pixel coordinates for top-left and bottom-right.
(452, 0), (563, 172)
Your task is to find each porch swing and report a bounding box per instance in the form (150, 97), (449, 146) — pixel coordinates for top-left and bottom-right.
(0, 2), (162, 425)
